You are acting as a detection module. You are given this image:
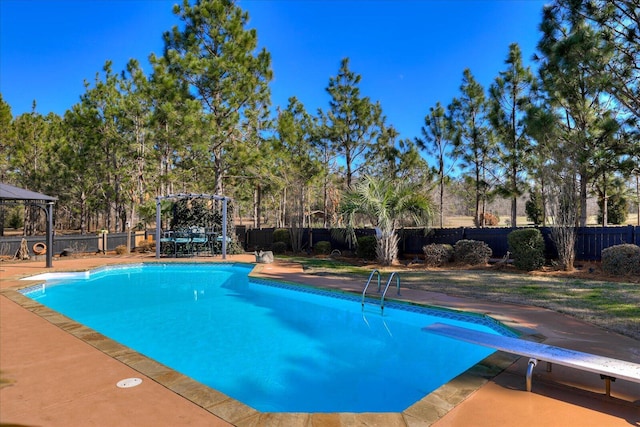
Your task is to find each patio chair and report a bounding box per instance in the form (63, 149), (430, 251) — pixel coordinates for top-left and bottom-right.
(208, 233), (221, 255)
(190, 226), (208, 256)
(205, 228), (222, 256)
(173, 229), (192, 257)
(159, 231), (175, 256)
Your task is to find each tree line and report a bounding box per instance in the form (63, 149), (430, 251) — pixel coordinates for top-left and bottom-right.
(1, 0), (638, 236)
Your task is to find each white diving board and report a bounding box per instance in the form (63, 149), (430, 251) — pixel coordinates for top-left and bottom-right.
(423, 323), (640, 395)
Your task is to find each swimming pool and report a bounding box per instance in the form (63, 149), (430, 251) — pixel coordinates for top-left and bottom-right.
(21, 263), (514, 413)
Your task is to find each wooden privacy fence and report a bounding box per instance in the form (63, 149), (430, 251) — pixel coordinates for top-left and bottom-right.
(245, 226), (640, 262)
(0, 232), (146, 257)
(2, 226), (638, 262)
(575, 226), (639, 261)
(245, 227), (377, 254)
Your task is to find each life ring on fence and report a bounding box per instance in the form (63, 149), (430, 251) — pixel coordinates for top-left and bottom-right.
(33, 242), (47, 255)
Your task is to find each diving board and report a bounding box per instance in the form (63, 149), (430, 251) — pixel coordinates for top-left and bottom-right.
(423, 323), (640, 395)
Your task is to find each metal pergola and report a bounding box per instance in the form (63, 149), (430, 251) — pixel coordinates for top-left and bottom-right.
(155, 193), (231, 259)
(0, 182), (57, 268)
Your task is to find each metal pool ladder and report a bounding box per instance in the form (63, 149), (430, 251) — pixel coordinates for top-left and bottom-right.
(361, 269), (401, 315)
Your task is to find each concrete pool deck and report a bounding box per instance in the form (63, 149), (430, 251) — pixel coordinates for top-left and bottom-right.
(1, 254), (638, 426)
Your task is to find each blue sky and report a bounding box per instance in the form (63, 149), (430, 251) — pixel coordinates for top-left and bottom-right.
(1, 0), (547, 142)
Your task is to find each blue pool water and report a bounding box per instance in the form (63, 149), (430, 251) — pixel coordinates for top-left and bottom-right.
(22, 263), (513, 413)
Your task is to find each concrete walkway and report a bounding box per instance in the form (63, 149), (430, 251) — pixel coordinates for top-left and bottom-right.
(1, 254), (638, 426)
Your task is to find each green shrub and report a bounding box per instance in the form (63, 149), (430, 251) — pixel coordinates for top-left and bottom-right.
(8, 208), (23, 229)
(423, 243), (454, 267)
(507, 228), (545, 271)
(454, 239), (492, 265)
(597, 193), (628, 225)
(526, 189), (544, 226)
(115, 245), (127, 255)
(314, 241), (332, 255)
(601, 244), (640, 276)
(273, 228), (291, 248)
(271, 241), (287, 255)
(357, 235), (377, 260)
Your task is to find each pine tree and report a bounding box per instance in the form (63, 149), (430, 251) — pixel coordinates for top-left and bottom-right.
(160, 0), (272, 195)
(537, 3), (620, 227)
(0, 94), (13, 183)
(560, 0), (639, 120)
(363, 121), (427, 186)
(61, 104), (97, 234)
(525, 187), (545, 226)
(489, 43), (536, 228)
(274, 97), (321, 249)
(148, 52), (202, 197)
(449, 69), (497, 227)
(525, 101), (560, 227)
(117, 59), (154, 230)
(9, 103), (62, 234)
(321, 58), (383, 189)
(415, 101), (455, 228)
(595, 175), (629, 225)
(0, 94), (12, 236)
(64, 61), (140, 231)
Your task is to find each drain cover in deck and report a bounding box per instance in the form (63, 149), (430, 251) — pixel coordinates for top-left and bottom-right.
(117, 377), (142, 388)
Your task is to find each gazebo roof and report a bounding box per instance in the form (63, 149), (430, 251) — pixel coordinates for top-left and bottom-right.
(0, 182), (57, 203)
(0, 182), (57, 268)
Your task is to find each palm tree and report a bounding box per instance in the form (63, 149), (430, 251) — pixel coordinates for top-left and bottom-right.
(341, 175), (434, 266)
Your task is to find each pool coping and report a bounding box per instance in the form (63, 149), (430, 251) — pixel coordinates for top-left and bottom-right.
(2, 260), (531, 426)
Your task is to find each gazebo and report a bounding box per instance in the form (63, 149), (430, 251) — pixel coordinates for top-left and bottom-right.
(0, 182), (57, 268)
(155, 193), (231, 259)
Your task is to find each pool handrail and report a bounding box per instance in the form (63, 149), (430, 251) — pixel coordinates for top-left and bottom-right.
(362, 270), (401, 315)
(361, 269), (381, 308)
(380, 272), (401, 314)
